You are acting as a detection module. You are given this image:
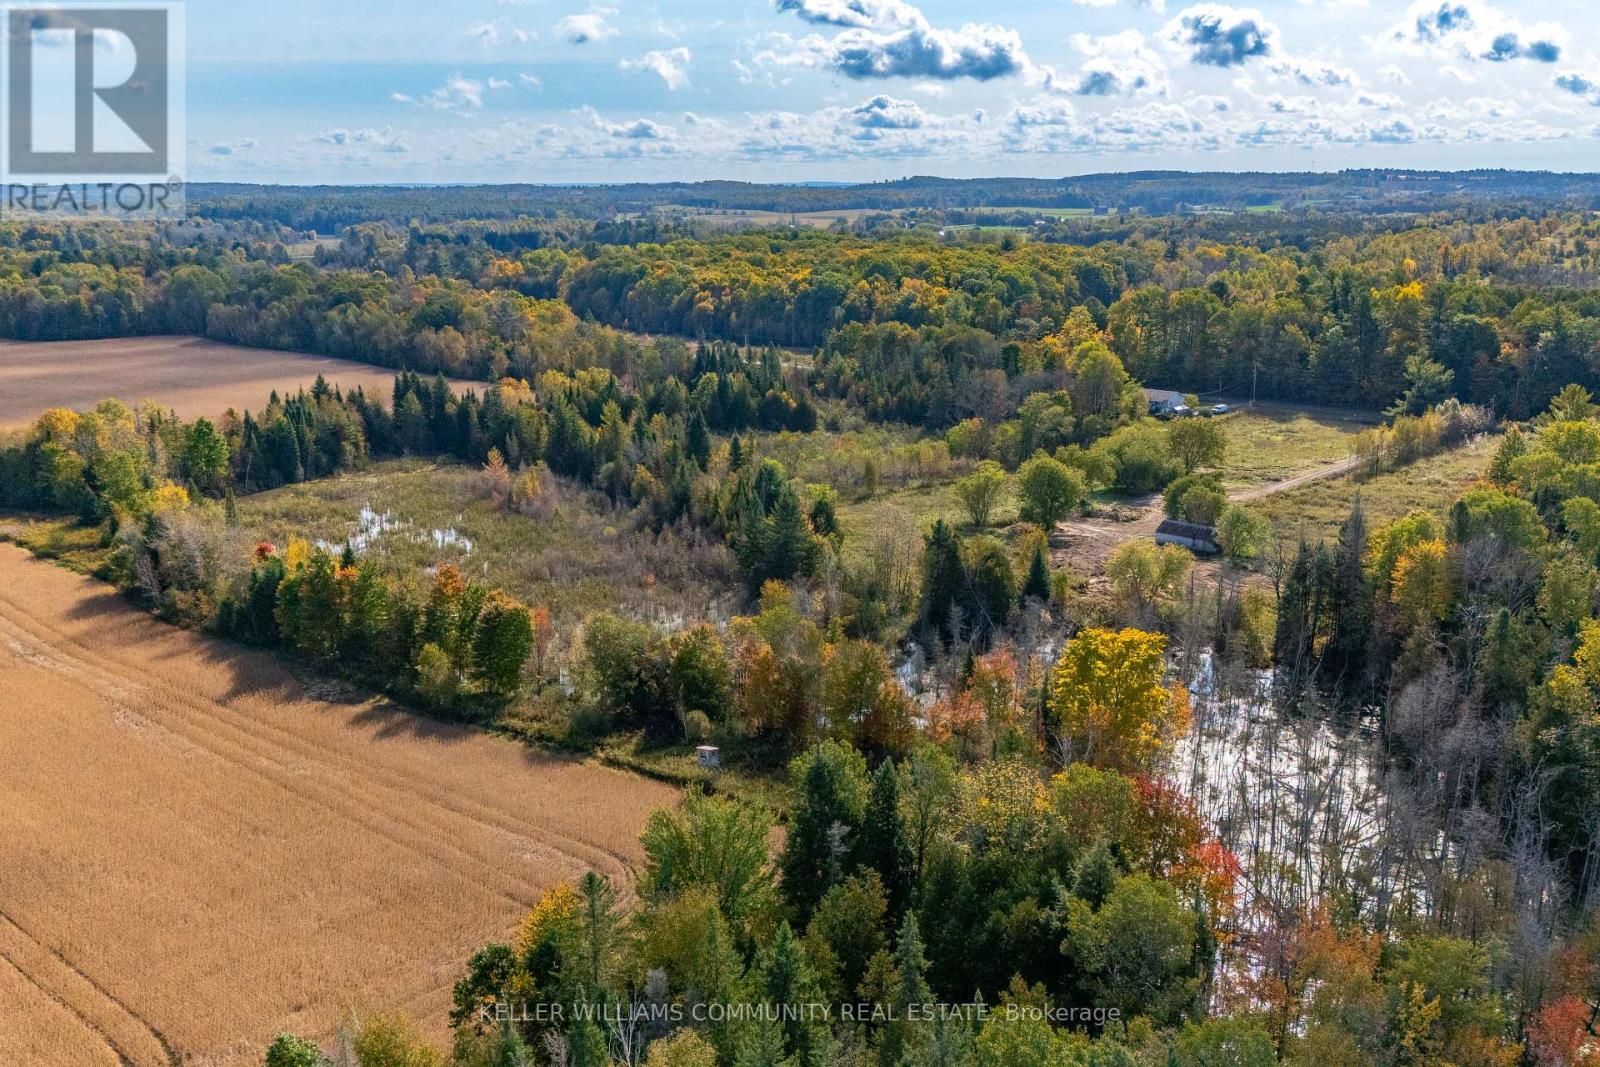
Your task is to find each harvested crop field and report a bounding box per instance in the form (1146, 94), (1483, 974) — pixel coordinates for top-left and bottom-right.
(0, 543), (677, 1066)
(0, 336), (476, 429)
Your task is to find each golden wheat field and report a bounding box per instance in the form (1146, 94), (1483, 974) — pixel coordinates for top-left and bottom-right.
(0, 543), (677, 1066)
(0, 336), (473, 429)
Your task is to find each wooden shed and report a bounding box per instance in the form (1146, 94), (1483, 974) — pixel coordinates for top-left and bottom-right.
(1155, 518), (1219, 555)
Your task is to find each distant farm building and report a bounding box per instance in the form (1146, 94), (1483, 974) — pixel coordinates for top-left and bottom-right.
(1156, 519), (1219, 555)
(1145, 388), (1187, 416)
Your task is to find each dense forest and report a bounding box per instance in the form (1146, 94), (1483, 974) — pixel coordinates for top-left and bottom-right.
(182, 171), (1600, 229)
(5, 188), (1600, 1067)
(5, 207), (1600, 418)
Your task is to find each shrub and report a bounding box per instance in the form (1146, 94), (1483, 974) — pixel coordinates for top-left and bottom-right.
(1216, 506), (1271, 561)
(265, 1034), (327, 1067)
(1176, 484), (1228, 526)
(954, 461), (1009, 528)
(1092, 422), (1183, 493)
(683, 709), (713, 742)
(1016, 453), (1085, 530)
(415, 642), (458, 708)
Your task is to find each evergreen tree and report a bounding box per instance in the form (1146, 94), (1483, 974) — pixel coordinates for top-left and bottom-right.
(761, 922), (828, 1065)
(860, 760), (914, 921)
(1273, 542), (1320, 700)
(1323, 497), (1372, 690)
(1021, 542), (1051, 604)
(473, 591), (535, 701)
(396, 390), (430, 455)
(740, 483), (821, 590)
(918, 520), (964, 644)
(181, 417), (230, 492)
(1487, 424), (1526, 485)
(1073, 839), (1117, 909)
(686, 411), (712, 470)
(880, 913), (934, 1067)
(780, 742), (871, 921)
(960, 538), (1014, 642)
(808, 488), (840, 541)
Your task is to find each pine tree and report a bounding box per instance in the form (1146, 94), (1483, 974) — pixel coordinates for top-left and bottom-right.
(473, 591), (535, 701)
(881, 914), (934, 1066)
(860, 760), (914, 921)
(1073, 839), (1117, 908)
(761, 922), (828, 1064)
(918, 520), (964, 644)
(742, 483), (820, 590)
(780, 742), (870, 920)
(576, 871), (617, 1002)
(1323, 497), (1372, 690)
(1021, 542), (1051, 604)
(1487, 424), (1526, 485)
(1273, 542), (1322, 700)
(686, 411), (712, 470)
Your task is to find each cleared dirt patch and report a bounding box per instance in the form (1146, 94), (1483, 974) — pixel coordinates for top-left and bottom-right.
(0, 543), (676, 1066)
(0, 336), (476, 429)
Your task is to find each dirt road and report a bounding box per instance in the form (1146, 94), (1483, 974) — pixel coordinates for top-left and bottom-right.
(1051, 453), (1360, 573)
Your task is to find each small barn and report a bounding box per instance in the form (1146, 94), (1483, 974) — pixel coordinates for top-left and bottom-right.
(1144, 388), (1187, 416)
(1156, 518), (1220, 555)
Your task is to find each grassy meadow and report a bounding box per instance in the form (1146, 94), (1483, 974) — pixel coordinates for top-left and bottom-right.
(1252, 432), (1499, 545)
(1211, 403), (1378, 492)
(235, 460), (740, 632)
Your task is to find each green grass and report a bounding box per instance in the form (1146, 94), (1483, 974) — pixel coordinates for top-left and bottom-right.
(835, 481), (979, 569)
(0, 514), (116, 576)
(235, 459), (741, 631)
(1216, 404), (1378, 491)
(1252, 434), (1498, 544)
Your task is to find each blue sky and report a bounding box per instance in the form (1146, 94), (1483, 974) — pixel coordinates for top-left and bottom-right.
(184, 0), (1600, 182)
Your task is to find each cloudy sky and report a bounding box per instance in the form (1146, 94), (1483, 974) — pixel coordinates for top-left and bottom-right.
(185, 0), (1600, 182)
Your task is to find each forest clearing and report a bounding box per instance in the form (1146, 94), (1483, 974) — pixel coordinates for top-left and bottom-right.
(0, 543), (675, 1066)
(0, 336), (470, 429)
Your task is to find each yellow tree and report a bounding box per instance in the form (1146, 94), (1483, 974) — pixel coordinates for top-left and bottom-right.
(1050, 627), (1190, 772)
(1391, 539), (1455, 628)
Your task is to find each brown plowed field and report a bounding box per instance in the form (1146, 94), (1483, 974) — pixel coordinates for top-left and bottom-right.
(0, 336), (475, 429)
(0, 543), (675, 1065)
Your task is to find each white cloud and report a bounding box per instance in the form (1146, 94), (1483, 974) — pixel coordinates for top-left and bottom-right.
(1163, 5), (1278, 68)
(466, 19), (535, 47)
(775, 0), (924, 31)
(1382, 1), (1566, 64)
(557, 10), (618, 45)
(314, 127), (412, 154)
(621, 48), (694, 90)
(1554, 70), (1600, 106)
(398, 74), (514, 112)
(850, 94), (928, 130)
(1060, 30), (1170, 97)
(208, 138), (257, 156)
(1270, 56), (1356, 87)
(771, 0), (1030, 81)
(1069, 0), (1167, 9)
(519, 73), (543, 89)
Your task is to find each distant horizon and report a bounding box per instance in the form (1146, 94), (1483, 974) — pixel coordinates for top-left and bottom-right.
(186, 166), (1600, 191)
